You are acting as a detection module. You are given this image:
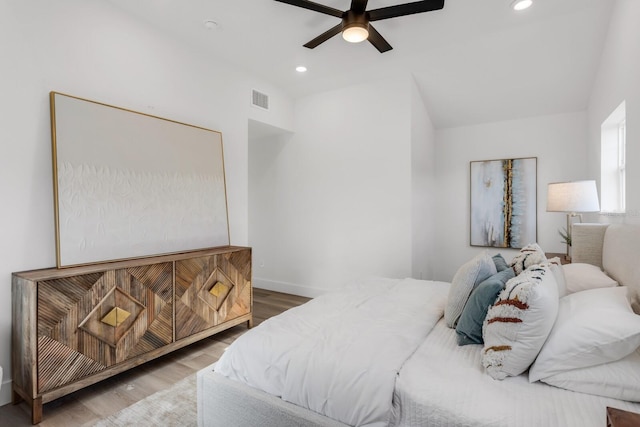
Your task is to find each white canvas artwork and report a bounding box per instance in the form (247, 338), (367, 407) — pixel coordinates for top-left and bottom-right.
(51, 92), (229, 267)
(470, 158), (537, 248)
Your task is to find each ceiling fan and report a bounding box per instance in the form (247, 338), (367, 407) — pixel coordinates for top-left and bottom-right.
(274, 0), (445, 53)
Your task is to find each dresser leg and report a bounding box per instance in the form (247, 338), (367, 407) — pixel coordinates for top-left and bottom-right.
(247, 317), (254, 329)
(11, 387), (24, 405)
(31, 396), (43, 425)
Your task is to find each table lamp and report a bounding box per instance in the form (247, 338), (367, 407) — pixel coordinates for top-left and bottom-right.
(547, 180), (600, 260)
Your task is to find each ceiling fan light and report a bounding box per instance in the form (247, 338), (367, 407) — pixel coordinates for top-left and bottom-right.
(342, 25), (369, 43)
(512, 0), (533, 11)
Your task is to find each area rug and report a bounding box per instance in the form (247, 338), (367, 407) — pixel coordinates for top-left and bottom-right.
(93, 374), (197, 427)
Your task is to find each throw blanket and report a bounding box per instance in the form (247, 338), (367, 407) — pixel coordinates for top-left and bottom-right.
(215, 278), (450, 426)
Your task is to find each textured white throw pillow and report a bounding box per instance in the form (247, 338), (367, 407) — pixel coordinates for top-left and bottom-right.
(541, 348), (640, 402)
(444, 251), (496, 328)
(562, 263), (618, 294)
(529, 286), (640, 382)
(509, 243), (547, 275)
(482, 266), (559, 380)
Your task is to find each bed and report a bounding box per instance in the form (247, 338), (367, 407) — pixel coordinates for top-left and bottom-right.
(197, 223), (640, 426)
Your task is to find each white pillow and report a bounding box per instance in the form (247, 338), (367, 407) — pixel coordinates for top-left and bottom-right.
(562, 263), (618, 294)
(550, 264), (567, 298)
(445, 251), (496, 328)
(532, 258), (566, 298)
(541, 348), (640, 402)
(482, 266), (559, 380)
(529, 286), (640, 382)
(509, 243), (547, 275)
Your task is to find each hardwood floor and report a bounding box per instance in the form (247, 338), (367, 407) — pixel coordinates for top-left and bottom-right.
(0, 289), (310, 427)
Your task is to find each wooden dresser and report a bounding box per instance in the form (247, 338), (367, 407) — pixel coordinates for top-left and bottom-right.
(607, 406), (640, 427)
(12, 246), (252, 424)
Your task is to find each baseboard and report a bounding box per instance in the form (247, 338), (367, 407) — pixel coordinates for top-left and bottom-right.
(0, 378), (11, 407)
(253, 278), (328, 299)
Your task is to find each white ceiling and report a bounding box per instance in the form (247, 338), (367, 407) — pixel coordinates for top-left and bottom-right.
(106, 0), (613, 129)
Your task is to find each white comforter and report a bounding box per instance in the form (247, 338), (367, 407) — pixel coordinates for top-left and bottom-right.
(215, 278), (450, 426)
(392, 319), (640, 427)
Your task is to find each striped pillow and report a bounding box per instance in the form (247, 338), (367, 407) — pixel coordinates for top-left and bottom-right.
(482, 266), (559, 380)
(509, 243), (547, 275)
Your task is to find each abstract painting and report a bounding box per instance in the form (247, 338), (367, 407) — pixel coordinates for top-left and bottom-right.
(51, 92), (230, 267)
(470, 157), (537, 248)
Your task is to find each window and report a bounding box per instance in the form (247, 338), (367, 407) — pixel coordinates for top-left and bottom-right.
(601, 101), (626, 213)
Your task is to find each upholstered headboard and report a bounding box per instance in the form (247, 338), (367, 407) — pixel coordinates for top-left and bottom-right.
(572, 223), (640, 313)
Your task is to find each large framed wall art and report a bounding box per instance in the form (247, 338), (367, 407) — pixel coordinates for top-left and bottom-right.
(470, 157), (537, 249)
(50, 92), (230, 267)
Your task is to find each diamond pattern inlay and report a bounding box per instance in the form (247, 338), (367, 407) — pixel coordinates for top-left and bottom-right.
(175, 250), (251, 340)
(35, 262), (174, 394)
(79, 287), (145, 348)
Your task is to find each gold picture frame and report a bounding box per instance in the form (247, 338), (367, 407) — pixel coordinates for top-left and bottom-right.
(50, 92), (230, 267)
(470, 157), (537, 248)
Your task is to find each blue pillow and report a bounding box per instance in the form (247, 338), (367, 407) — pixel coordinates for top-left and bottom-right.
(492, 253), (510, 272)
(455, 268), (516, 346)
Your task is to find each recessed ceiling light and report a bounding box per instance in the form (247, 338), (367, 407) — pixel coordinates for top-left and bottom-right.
(296, 66), (307, 73)
(511, 0), (533, 11)
(203, 20), (219, 30)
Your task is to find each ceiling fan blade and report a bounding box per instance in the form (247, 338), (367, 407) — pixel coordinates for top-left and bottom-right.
(368, 0), (444, 22)
(367, 24), (392, 53)
(303, 23), (343, 49)
(274, 0), (344, 18)
(350, 0), (369, 13)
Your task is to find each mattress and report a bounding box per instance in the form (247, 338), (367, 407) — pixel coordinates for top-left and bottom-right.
(392, 318), (640, 427)
(214, 277), (451, 426)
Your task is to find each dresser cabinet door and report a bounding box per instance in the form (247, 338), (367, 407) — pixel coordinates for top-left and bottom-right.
(175, 249), (251, 340)
(37, 263), (173, 392)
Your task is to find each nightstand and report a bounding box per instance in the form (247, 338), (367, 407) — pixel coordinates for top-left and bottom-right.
(545, 252), (571, 265)
(607, 407), (640, 427)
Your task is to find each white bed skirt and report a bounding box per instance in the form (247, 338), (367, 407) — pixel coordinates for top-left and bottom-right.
(197, 366), (349, 427)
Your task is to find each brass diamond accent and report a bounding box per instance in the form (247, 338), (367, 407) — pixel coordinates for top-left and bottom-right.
(101, 307), (131, 327)
(198, 269), (235, 312)
(209, 281), (229, 297)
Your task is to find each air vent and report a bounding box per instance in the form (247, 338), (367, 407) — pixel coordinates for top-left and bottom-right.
(251, 89), (269, 111)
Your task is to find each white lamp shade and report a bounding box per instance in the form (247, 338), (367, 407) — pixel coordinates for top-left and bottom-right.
(547, 180), (600, 213)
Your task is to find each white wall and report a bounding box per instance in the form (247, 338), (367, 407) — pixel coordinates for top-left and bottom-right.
(587, 0), (640, 224)
(250, 75), (422, 296)
(248, 131), (293, 290)
(0, 0), (293, 405)
(411, 80), (437, 280)
(433, 112), (589, 281)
